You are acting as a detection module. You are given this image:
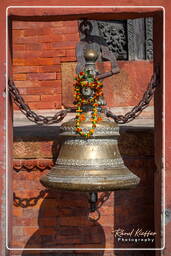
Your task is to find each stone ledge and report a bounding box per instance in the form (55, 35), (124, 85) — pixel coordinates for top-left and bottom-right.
(13, 106), (154, 127)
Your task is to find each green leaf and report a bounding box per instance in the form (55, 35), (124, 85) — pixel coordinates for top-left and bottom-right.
(87, 77), (94, 82)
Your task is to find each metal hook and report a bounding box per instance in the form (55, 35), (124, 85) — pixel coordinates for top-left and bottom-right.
(88, 208), (101, 222)
(79, 19), (93, 36)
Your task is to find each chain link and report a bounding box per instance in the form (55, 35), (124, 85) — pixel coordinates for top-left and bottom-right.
(103, 67), (160, 124)
(13, 189), (48, 208)
(13, 189), (111, 212)
(88, 192), (112, 222)
(8, 79), (70, 125)
(97, 192), (112, 209)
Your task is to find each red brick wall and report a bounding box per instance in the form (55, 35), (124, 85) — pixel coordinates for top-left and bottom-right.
(12, 20), (79, 110)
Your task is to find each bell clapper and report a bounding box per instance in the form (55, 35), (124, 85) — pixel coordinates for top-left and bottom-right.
(89, 192), (98, 212)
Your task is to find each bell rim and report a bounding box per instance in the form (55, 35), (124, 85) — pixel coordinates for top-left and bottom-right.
(40, 171), (140, 192)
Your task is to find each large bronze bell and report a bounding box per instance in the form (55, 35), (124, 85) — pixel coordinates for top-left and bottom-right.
(40, 113), (140, 192)
(40, 24), (140, 212)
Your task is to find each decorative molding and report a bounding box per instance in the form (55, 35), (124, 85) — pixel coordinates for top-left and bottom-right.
(13, 159), (54, 172)
(97, 21), (127, 60)
(80, 18), (153, 61)
(145, 17), (153, 60)
(127, 19), (136, 60)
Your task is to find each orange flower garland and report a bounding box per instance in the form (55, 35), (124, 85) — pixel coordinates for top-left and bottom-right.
(74, 71), (103, 137)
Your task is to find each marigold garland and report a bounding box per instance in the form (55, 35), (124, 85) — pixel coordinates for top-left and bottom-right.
(74, 71), (103, 137)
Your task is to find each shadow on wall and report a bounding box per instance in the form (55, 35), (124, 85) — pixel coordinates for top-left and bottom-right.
(13, 125), (105, 255)
(113, 126), (156, 255)
(21, 190), (105, 256)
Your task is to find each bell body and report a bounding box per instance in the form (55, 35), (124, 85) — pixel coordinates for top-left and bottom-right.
(40, 113), (140, 192)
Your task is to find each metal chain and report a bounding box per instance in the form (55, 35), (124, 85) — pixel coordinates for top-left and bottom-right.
(103, 67), (160, 124)
(97, 192), (112, 209)
(8, 79), (70, 125)
(88, 192), (112, 222)
(14, 190), (111, 212)
(13, 189), (48, 208)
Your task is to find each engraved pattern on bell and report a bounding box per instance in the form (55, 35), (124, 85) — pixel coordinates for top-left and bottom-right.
(64, 138), (117, 145)
(60, 115), (119, 136)
(56, 158), (123, 167)
(48, 173), (138, 183)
